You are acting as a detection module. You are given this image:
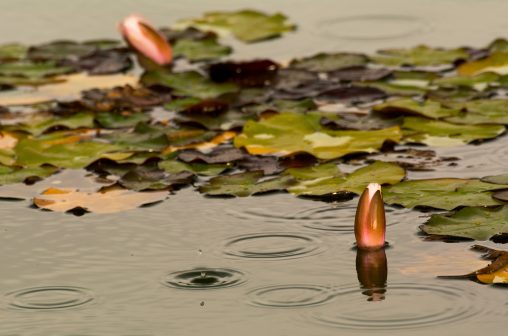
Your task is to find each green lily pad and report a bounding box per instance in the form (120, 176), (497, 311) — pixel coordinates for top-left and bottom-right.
(383, 178), (508, 210)
(422, 206), (508, 240)
(118, 165), (194, 191)
(0, 43), (28, 61)
(489, 38), (508, 53)
(287, 161), (405, 196)
(458, 52), (508, 76)
(103, 123), (169, 151)
(0, 165), (58, 185)
(199, 171), (294, 197)
(443, 100), (508, 125)
(27, 40), (96, 61)
(373, 98), (459, 119)
(360, 81), (427, 96)
(15, 133), (121, 169)
(433, 72), (499, 90)
(290, 53), (368, 73)
(95, 112), (150, 129)
(402, 116), (505, 146)
(164, 97), (202, 112)
(0, 60), (72, 78)
(141, 70), (238, 99)
(372, 45), (469, 66)
(481, 173), (508, 185)
(158, 159), (227, 176)
(234, 112), (402, 160)
(178, 9), (295, 43)
(173, 38), (231, 62)
(8, 112), (95, 136)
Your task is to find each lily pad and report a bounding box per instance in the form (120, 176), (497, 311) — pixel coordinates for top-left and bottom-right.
(0, 43), (28, 61)
(234, 112), (402, 159)
(15, 132), (121, 169)
(173, 37), (231, 62)
(458, 52), (508, 76)
(0, 165), (58, 185)
(372, 45), (469, 67)
(402, 116), (505, 146)
(290, 53), (368, 73)
(95, 111), (150, 129)
(287, 161), (405, 196)
(118, 165), (194, 191)
(158, 159), (227, 176)
(383, 178), (508, 210)
(178, 9), (295, 43)
(33, 185), (167, 215)
(8, 112), (95, 136)
(433, 72), (499, 90)
(373, 98), (459, 120)
(444, 100), (508, 125)
(422, 206), (508, 240)
(199, 171), (294, 197)
(141, 70), (238, 99)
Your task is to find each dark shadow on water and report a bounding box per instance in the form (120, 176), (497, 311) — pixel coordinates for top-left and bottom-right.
(356, 248), (387, 302)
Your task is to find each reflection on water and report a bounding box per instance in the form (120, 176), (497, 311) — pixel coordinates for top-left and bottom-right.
(356, 248), (388, 302)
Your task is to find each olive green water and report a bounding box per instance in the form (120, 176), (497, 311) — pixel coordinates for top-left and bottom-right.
(1, 0), (508, 335)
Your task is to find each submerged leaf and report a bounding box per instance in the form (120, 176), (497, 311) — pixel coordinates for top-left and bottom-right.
(383, 178), (508, 210)
(234, 112), (402, 159)
(178, 9), (295, 43)
(33, 185), (167, 214)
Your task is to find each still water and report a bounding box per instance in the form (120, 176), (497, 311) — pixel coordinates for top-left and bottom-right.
(1, 0), (508, 335)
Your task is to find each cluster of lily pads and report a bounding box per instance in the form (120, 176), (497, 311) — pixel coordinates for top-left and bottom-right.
(2, 9), (508, 283)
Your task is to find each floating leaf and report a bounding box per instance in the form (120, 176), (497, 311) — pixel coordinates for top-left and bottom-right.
(328, 66), (392, 82)
(8, 112), (94, 136)
(373, 98), (459, 120)
(33, 185), (167, 215)
(141, 70), (238, 99)
(290, 53), (368, 73)
(0, 165), (58, 185)
(458, 52), (508, 76)
(402, 116), (505, 146)
(444, 99), (508, 125)
(433, 72), (499, 90)
(234, 112), (402, 159)
(173, 38), (231, 62)
(383, 178), (508, 210)
(158, 159), (227, 176)
(0, 43), (28, 61)
(15, 132), (121, 169)
(178, 9), (295, 43)
(423, 207), (508, 241)
(199, 171), (294, 197)
(209, 60), (279, 87)
(316, 86), (386, 105)
(287, 161), (405, 196)
(95, 111), (150, 129)
(28, 40), (96, 61)
(372, 45), (469, 66)
(118, 165), (194, 191)
(0, 60), (71, 78)
(177, 147), (244, 164)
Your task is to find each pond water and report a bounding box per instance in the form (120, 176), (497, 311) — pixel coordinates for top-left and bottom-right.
(1, 0), (508, 335)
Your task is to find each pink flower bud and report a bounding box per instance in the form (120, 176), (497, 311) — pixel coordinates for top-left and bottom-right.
(354, 183), (386, 250)
(119, 15), (172, 65)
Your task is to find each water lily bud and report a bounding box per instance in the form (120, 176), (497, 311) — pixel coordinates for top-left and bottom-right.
(354, 183), (386, 250)
(119, 15), (172, 65)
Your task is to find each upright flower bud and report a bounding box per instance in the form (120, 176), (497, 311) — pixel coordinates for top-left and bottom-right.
(354, 183), (386, 250)
(119, 15), (172, 65)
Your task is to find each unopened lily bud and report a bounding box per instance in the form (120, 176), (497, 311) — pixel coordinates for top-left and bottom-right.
(354, 183), (386, 250)
(119, 15), (172, 65)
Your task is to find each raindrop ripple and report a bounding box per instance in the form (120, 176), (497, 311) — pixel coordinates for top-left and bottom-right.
(308, 283), (482, 330)
(163, 267), (246, 290)
(247, 284), (334, 308)
(222, 232), (324, 260)
(5, 286), (94, 310)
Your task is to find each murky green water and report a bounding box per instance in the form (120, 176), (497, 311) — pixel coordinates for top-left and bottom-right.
(1, 0), (508, 335)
